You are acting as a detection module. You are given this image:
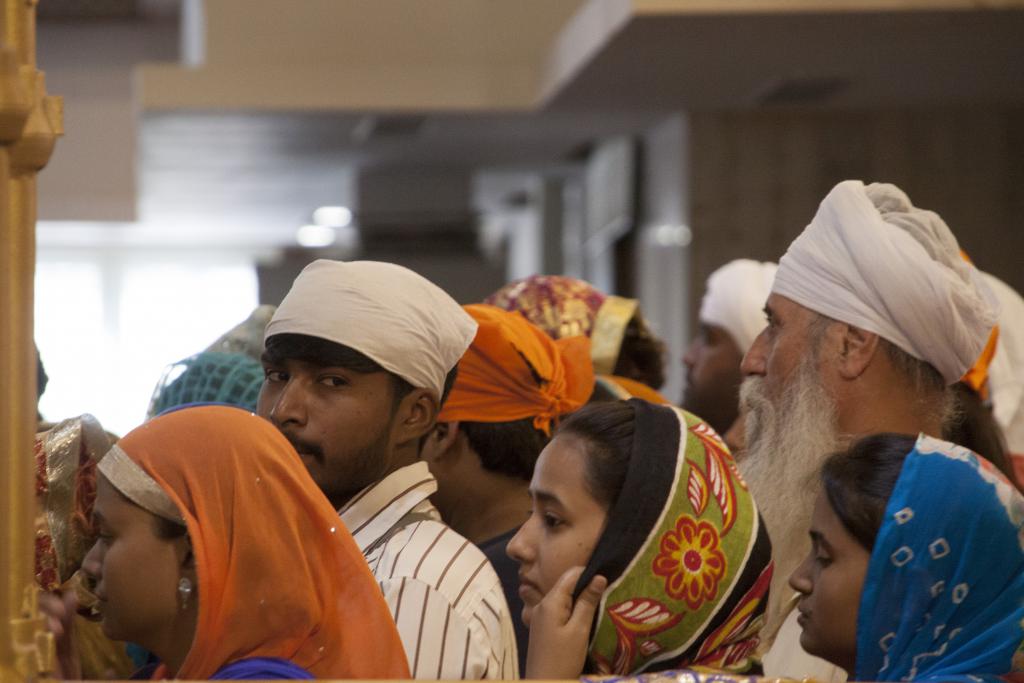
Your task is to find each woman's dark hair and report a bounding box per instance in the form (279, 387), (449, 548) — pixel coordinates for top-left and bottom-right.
(943, 382), (1019, 490)
(820, 433), (915, 551)
(35, 343), (49, 400)
(152, 515), (188, 540)
(556, 401), (636, 509)
(614, 317), (667, 390)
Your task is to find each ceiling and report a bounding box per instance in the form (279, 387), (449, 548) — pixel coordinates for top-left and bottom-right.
(544, 7), (1024, 111)
(139, 0), (588, 111)
(135, 108), (662, 241)
(37, 0), (1024, 246)
(139, 0), (1024, 111)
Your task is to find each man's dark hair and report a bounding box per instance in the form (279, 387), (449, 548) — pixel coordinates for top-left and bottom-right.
(264, 333), (458, 409)
(460, 419), (549, 482)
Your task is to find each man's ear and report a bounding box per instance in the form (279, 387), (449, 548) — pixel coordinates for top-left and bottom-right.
(393, 388), (440, 447)
(436, 420), (462, 452)
(835, 324), (880, 380)
(422, 420), (462, 463)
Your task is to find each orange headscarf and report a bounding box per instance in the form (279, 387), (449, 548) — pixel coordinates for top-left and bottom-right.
(962, 326), (999, 399)
(440, 304), (595, 435)
(596, 375), (672, 405)
(112, 406), (408, 680)
(959, 250), (1000, 399)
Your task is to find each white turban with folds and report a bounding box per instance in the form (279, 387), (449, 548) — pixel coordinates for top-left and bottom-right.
(699, 259), (778, 355)
(773, 180), (999, 385)
(265, 259), (477, 401)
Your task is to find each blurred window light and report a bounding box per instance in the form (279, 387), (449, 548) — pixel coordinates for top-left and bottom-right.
(35, 251), (258, 435)
(296, 224), (337, 248)
(312, 206), (352, 227)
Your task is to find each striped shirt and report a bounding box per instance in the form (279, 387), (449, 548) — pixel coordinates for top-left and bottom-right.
(340, 462), (519, 679)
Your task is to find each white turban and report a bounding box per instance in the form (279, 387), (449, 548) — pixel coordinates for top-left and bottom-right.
(773, 180), (999, 385)
(983, 272), (1024, 453)
(265, 260), (477, 401)
(699, 259), (778, 355)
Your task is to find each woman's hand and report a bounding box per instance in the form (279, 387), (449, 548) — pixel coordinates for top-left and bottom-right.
(524, 566), (608, 679)
(39, 590), (82, 680)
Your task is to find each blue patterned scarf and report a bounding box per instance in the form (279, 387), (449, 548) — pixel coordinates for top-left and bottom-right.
(856, 435), (1024, 682)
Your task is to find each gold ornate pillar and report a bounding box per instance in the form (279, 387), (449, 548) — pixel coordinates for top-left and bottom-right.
(0, 1), (61, 681)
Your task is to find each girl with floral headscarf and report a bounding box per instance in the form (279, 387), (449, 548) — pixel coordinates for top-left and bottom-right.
(508, 399), (773, 678)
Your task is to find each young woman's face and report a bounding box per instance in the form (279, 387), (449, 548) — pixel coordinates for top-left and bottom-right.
(788, 489), (871, 674)
(506, 434), (609, 627)
(82, 475), (189, 649)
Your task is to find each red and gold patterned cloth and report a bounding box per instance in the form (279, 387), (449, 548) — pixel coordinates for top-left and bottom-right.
(34, 416), (109, 592)
(487, 275), (609, 340)
(34, 415), (134, 679)
(486, 275), (640, 376)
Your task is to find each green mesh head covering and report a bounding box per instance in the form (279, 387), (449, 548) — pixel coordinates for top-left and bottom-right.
(147, 351), (264, 419)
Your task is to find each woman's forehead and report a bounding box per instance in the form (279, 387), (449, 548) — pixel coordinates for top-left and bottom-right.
(532, 435), (595, 502)
(94, 473), (151, 525)
(535, 435), (586, 475)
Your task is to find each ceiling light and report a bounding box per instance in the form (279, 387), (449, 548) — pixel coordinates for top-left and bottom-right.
(296, 224), (336, 248)
(312, 206), (352, 227)
(652, 224), (692, 248)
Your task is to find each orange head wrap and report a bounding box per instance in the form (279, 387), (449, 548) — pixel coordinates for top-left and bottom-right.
(958, 250), (1000, 398)
(440, 304), (595, 435)
(110, 406), (408, 680)
(962, 326), (999, 399)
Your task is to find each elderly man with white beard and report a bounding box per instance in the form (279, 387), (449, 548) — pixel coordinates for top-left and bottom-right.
(738, 180), (1000, 681)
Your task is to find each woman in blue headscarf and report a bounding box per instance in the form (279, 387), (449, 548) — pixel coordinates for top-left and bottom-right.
(789, 432), (1024, 682)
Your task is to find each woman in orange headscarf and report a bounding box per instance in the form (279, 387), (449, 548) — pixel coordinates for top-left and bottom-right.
(44, 405), (408, 680)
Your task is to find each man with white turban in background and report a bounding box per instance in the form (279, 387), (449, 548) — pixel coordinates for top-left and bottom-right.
(738, 181), (1000, 680)
(983, 272), (1024, 483)
(682, 259), (776, 449)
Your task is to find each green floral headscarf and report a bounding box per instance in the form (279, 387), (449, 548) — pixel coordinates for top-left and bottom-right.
(576, 400), (773, 676)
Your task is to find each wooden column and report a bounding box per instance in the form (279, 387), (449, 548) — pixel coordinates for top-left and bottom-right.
(0, 0), (61, 680)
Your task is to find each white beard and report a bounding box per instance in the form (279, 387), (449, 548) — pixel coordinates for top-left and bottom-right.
(738, 355), (841, 640)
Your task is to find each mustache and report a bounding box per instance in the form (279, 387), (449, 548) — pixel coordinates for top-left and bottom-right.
(739, 375), (766, 409)
(739, 377), (769, 439)
(283, 434), (324, 462)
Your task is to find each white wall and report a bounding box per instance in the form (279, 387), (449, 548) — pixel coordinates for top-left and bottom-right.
(37, 19), (179, 221)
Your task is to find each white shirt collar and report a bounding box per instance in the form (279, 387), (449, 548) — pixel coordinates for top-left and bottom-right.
(338, 461), (438, 552)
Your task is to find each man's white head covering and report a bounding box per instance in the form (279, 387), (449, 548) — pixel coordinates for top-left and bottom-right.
(265, 260), (477, 401)
(983, 272), (1024, 453)
(772, 180), (999, 385)
(699, 259), (778, 355)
